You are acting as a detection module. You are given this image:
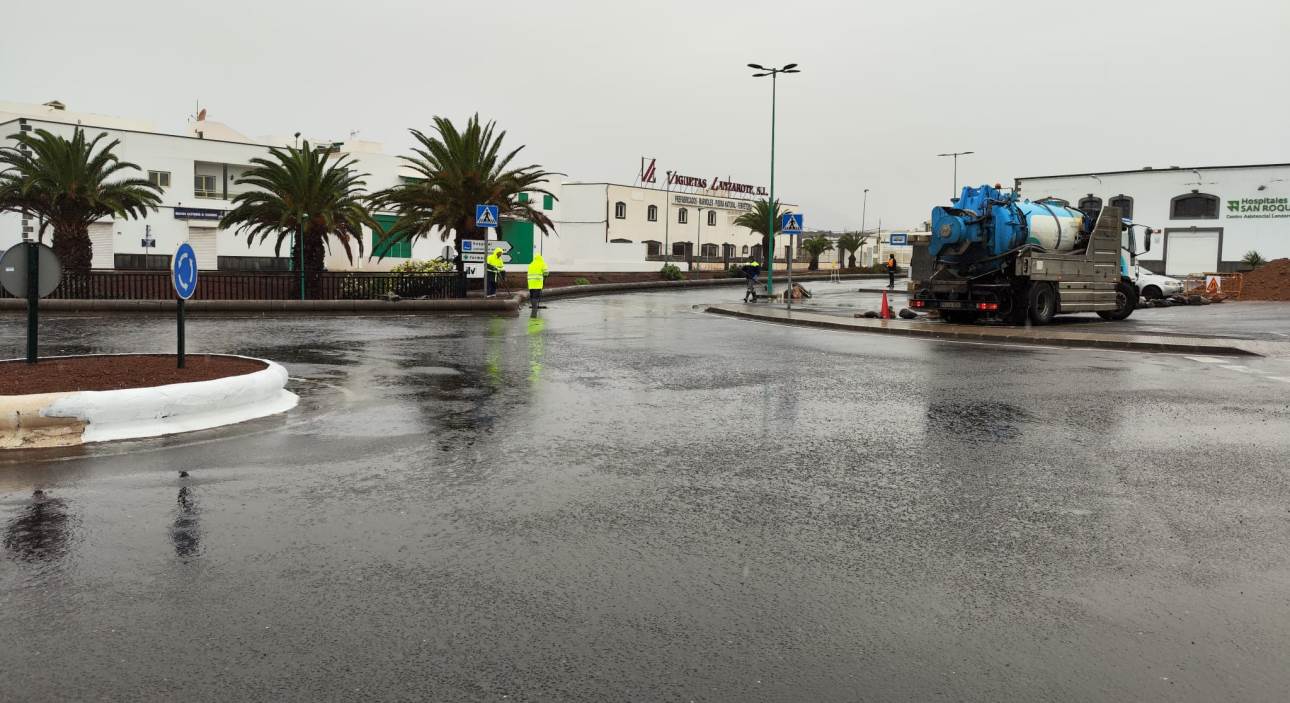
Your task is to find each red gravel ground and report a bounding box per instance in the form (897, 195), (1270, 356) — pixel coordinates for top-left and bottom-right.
(1242, 258), (1290, 301)
(0, 355), (267, 395)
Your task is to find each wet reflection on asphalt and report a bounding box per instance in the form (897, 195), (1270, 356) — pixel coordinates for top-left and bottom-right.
(2, 288), (1289, 702)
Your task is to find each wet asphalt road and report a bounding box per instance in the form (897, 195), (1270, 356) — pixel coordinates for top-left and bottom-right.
(2, 288), (1290, 702)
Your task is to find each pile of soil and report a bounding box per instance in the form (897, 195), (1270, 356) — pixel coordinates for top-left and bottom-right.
(0, 355), (266, 395)
(1241, 258), (1290, 301)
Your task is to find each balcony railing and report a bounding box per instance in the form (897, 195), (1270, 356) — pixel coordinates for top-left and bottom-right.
(1, 270), (466, 301)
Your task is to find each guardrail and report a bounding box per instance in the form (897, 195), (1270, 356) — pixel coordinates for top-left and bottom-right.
(1, 270), (466, 300)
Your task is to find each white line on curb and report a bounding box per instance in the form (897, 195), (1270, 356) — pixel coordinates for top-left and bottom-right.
(1184, 356), (1225, 364)
(1268, 377), (1290, 384)
(1219, 365), (1253, 373)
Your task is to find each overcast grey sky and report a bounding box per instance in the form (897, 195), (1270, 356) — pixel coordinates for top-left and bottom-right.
(3, 0), (1287, 230)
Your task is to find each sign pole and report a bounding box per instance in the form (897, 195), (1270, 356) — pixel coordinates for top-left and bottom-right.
(25, 240), (38, 364)
(171, 241), (199, 368)
(177, 298), (186, 369)
(785, 243), (793, 312)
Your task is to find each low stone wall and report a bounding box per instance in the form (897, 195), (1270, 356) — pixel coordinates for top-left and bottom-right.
(1, 355), (297, 449)
(0, 297), (523, 314)
(0, 274), (884, 313)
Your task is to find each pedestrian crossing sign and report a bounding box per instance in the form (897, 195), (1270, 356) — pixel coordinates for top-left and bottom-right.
(781, 213), (803, 235)
(475, 204), (499, 228)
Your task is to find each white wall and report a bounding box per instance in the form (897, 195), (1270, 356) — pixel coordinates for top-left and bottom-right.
(1018, 165), (1290, 272)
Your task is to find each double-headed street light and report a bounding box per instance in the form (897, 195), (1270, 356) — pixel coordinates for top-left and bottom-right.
(749, 62), (800, 296)
(937, 151), (974, 201)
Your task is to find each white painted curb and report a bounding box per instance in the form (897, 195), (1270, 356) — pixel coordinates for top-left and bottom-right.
(38, 356), (298, 444)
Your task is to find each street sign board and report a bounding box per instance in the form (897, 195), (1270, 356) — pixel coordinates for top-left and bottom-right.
(0, 243), (62, 298)
(889, 232), (909, 246)
(781, 213), (803, 235)
(462, 252), (487, 263)
(475, 204), (499, 228)
(172, 242), (198, 300)
(488, 240), (513, 252)
(141, 238), (157, 249)
(460, 239), (489, 254)
(463, 262), (485, 279)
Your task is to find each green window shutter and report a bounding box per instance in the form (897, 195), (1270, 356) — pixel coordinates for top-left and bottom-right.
(518, 193), (529, 203)
(372, 214), (410, 258)
(543, 194), (554, 211)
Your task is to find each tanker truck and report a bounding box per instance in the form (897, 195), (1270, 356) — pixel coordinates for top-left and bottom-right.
(910, 184), (1152, 324)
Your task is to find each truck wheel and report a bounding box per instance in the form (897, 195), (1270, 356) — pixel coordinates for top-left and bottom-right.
(1027, 282), (1058, 325)
(1097, 280), (1139, 321)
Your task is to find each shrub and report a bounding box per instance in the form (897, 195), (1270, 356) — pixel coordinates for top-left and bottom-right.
(660, 263), (683, 281)
(1242, 250), (1267, 268)
(728, 266), (746, 278)
(574, 277), (591, 286)
(391, 258), (455, 274)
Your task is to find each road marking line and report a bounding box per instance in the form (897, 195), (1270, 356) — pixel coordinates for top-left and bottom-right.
(1219, 365), (1253, 373)
(1184, 356), (1225, 364)
(1268, 377), (1290, 384)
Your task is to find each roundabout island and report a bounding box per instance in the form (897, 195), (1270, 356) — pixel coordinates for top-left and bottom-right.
(0, 354), (297, 449)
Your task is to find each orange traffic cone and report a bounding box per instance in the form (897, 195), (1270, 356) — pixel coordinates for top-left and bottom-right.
(880, 289), (892, 319)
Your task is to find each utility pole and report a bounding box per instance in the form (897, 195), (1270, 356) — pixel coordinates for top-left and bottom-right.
(937, 151), (974, 201)
(861, 188), (869, 265)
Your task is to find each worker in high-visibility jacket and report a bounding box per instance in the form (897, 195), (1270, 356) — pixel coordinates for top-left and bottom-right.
(527, 252), (548, 309)
(485, 248), (505, 297)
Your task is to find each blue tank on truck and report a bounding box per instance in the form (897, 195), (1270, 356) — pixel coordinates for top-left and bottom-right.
(912, 185), (1153, 324)
(930, 185), (1087, 260)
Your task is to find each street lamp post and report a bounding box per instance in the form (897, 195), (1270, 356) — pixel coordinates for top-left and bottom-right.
(861, 187), (869, 265)
(696, 208), (703, 273)
(936, 151), (974, 201)
(663, 177), (671, 264)
(749, 62), (800, 296)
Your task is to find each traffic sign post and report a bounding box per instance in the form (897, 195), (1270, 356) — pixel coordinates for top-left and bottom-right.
(172, 242), (199, 368)
(475, 204), (499, 228)
(889, 232), (908, 246)
(0, 242), (62, 364)
(780, 214), (803, 311)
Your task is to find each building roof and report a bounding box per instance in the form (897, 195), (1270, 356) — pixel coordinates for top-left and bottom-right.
(1017, 163), (1290, 182)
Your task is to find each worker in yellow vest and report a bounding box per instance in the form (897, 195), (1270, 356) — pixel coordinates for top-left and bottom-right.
(485, 248), (505, 297)
(527, 252), (548, 310)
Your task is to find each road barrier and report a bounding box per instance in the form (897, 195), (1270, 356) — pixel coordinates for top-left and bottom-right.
(1180, 273), (1244, 301)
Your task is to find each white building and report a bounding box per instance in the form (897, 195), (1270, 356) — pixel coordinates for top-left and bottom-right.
(0, 100), (445, 273)
(541, 181), (797, 272)
(1, 101), (799, 276)
(1016, 164), (1290, 276)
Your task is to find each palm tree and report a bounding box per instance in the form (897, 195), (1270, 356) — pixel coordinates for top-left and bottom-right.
(220, 142), (378, 296)
(0, 127), (161, 272)
(733, 198), (785, 269)
(837, 232), (863, 269)
(801, 236), (835, 271)
(372, 115), (557, 271)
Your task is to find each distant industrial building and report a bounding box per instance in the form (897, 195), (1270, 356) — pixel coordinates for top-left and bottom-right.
(1016, 164), (1290, 275)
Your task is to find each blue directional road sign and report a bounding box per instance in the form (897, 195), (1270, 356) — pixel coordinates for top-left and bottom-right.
(172, 242), (198, 299)
(475, 204), (499, 228)
(889, 232), (908, 246)
(781, 213), (804, 235)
